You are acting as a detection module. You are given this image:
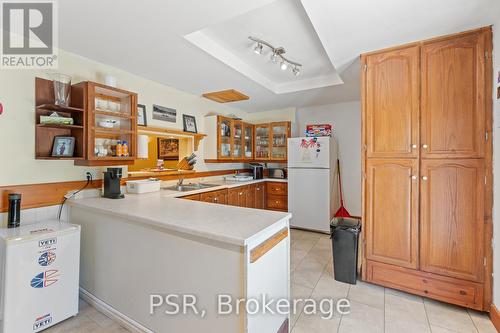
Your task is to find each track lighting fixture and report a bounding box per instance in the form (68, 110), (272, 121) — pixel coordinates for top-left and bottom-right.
(254, 43), (263, 55)
(249, 36), (302, 76)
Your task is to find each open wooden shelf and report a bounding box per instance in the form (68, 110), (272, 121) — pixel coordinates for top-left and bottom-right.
(37, 123), (84, 130)
(138, 126), (207, 151)
(35, 78), (86, 160)
(36, 103), (84, 113)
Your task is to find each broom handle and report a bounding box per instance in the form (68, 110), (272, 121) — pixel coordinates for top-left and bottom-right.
(337, 159), (344, 205)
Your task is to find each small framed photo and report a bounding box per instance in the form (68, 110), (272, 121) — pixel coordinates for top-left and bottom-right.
(52, 136), (75, 157)
(137, 104), (147, 126)
(183, 114), (197, 133)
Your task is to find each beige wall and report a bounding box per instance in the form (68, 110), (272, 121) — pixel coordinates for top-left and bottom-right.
(0, 49), (251, 186)
(296, 102), (362, 216)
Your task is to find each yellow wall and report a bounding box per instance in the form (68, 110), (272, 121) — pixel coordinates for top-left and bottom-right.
(128, 135), (191, 171)
(0, 49), (251, 186)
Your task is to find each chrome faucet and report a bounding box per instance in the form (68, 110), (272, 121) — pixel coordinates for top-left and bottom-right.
(177, 177), (184, 187)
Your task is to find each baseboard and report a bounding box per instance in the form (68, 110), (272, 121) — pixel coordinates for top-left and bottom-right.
(489, 304), (500, 332)
(79, 287), (153, 333)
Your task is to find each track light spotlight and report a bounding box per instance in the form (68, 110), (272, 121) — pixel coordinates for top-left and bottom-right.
(292, 66), (300, 76)
(254, 43), (263, 55)
(280, 61), (288, 70)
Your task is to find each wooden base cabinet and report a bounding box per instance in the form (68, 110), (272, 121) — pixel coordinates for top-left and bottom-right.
(361, 27), (492, 311)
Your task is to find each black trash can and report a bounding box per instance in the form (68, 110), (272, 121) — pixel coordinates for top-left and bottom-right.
(330, 217), (361, 284)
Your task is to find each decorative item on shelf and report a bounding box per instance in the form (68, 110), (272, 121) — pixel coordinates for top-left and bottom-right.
(248, 36), (302, 76)
(157, 138), (179, 160)
(40, 112), (74, 125)
(52, 73), (72, 106)
(98, 119), (119, 128)
(153, 104), (176, 123)
(51, 136), (75, 157)
(306, 124), (332, 137)
(104, 75), (117, 87)
(183, 114), (197, 133)
(0, 102), (3, 115)
(137, 104), (147, 126)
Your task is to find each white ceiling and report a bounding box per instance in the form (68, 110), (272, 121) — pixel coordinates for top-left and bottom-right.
(59, 0), (500, 113)
(185, 0), (342, 94)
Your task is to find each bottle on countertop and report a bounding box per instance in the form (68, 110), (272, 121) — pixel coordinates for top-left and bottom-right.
(7, 193), (21, 228)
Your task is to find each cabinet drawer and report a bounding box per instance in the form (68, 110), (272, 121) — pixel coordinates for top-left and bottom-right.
(365, 260), (484, 310)
(267, 194), (288, 211)
(266, 182), (287, 196)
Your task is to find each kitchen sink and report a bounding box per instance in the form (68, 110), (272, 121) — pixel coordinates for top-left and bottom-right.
(164, 183), (219, 192)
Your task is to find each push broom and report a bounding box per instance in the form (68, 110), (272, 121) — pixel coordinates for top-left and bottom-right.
(334, 159), (352, 218)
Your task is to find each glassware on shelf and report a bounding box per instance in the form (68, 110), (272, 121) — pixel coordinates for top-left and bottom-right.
(52, 73), (71, 106)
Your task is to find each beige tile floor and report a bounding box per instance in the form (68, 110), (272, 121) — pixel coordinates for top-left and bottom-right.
(46, 229), (497, 333)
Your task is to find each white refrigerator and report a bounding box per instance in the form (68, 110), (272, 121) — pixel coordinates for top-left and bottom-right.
(287, 137), (340, 233)
(0, 220), (80, 333)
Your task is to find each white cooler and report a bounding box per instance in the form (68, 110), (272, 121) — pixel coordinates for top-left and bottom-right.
(0, 220), (80, 333)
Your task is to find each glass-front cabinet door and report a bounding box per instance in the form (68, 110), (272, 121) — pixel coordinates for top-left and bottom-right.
(255, 124), (270, 159)
(271, 122), (289, 160)
(218, 116), (232, 159)
(243, 123), (254, 160)
(233, 121), (243, 159)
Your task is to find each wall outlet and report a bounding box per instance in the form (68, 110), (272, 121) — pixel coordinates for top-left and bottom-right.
(85, 170), (98, 181)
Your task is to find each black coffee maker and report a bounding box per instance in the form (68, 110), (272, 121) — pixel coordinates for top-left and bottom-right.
(103, 168), (124, 199)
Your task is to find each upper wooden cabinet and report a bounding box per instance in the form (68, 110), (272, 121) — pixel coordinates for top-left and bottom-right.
(364, 46), (420, 158)
(365, 159), (419, 269)
(74, 82), (138, 166)
(421, 32), (486, 158)
(420, 159), (484, 282)
(205, 116), (290, 162)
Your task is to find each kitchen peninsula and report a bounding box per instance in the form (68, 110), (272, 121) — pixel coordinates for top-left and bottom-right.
(68, 179), (291, 333)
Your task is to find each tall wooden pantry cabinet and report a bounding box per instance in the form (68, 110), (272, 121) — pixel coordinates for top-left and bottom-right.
(361, 27), (493, 311)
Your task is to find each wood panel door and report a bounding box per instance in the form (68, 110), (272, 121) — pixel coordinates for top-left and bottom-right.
(420, 159), (484, 282)
(365, 159), (419, 269)
(200, 190), (227, 205)
(227, 187), (240, 206)
(421, 32), (486, 158)
(255, 183), (266, 209)
(364, 46), (420, 158)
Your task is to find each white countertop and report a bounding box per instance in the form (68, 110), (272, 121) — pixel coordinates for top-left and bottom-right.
(68, 178), (290, 246)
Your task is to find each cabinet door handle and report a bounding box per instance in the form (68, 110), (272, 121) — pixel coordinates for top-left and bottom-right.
(275, 201), (279, 204)
(422, 144), (428, 149)
(422, 176), (428, 181)
(239, 192), (243, 196)
(257, 188), (260, 191)
(214, 197), (218, 202)
(411, 144), (417, 149)
(411, 175), (417, 180)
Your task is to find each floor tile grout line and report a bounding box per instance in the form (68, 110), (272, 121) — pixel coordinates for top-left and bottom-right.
(466, 309), (481, 333)
(423, 299), (435, 333)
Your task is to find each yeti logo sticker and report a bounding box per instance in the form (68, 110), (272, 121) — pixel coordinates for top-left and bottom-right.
(38, 250), (56, 266)
(33, 314), (52, 330)
(39, 237), (56, 247)
(30, 270), (59, 288)
(1, 0), (58, 68)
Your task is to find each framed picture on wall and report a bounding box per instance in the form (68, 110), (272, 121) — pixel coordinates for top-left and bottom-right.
(137, 104), (147, 126)
(183, 114), (197, 133)
(153, 104), (176, 123)
(157, 138), (179, 160)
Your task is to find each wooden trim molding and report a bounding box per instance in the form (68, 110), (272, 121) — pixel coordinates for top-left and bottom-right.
(250, 228), (288, 263)
(0, 168), (249, 213)
(490, 305), (500, 332)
